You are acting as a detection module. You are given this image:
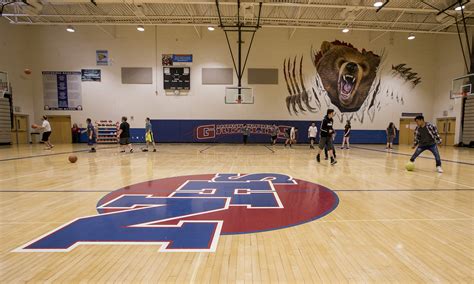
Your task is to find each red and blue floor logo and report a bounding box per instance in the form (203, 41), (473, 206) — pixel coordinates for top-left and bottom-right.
(15, 173), (338, 252)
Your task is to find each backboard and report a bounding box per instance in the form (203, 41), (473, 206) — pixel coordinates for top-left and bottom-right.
(225, 87), (254, 104)
(451, 73), (474, 99)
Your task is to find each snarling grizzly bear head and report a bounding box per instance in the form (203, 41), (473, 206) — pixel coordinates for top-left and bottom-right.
(314, 41), (381, 112)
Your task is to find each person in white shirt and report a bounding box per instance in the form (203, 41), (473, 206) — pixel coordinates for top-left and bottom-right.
(308, 122), (318, 149)
(38, 115), (54, 150)
(284, 126), (297, 148)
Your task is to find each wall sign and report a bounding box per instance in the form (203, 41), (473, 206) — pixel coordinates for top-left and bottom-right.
(81, 69), (101, 82)
(42, 71), (82, 111)
(96, 50), (109, 66)
(162, 54), (193, 66)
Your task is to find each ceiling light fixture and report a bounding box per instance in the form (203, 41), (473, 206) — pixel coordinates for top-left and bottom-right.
(66, 26), (75, 33)
(342, 28), (350, 33)
(374, 1), (384, 7)
(407, 33), (415, 40)
(137, 25), (145, 32)
(455, 5), (465, 11)
(208, 26), (215, 31)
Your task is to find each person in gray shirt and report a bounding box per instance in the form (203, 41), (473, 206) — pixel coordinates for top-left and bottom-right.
(142, 117), (156, 152)
(271, 124), (279, 145)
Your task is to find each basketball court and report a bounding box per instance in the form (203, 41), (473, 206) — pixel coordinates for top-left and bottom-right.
(1, 0), (474, 283)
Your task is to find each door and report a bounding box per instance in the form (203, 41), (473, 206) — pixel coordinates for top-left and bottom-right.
(437, 118), (456, 146)
(11, 114), (29, 144)
(446, 118), (456, 146)
(436, 119), (446, 146)
(48, 115), (72, 144)
(399, 118), (415, 145)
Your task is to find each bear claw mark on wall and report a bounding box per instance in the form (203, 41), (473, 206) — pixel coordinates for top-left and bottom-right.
(391, 63), (421, 87)
(283, 55), (318, 115)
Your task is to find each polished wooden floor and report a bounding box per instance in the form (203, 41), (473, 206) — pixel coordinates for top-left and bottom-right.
(0, 143), (473, 283)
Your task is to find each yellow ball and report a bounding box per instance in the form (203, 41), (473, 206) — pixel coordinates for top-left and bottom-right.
(405, 162), (415, 171)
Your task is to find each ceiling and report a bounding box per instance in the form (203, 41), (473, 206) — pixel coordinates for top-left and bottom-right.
(1, 0), (472, 35)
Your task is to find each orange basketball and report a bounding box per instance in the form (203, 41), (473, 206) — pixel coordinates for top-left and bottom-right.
(68, 155), (78, 163)
(24, 69), (32, 75)
(31, 124), (38, 129)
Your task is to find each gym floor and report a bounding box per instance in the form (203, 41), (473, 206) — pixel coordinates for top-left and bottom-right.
(0, 143), (472, 282)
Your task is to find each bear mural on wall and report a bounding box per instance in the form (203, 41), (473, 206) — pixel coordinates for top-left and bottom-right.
(314, 41), (381, 112)
(283, 40), (421, 123)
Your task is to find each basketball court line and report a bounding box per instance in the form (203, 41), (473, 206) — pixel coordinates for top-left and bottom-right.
(0, 145), (118, 162)
(318, 218), (472, 222)
(352, 153), (474, 189)
(0, 188), (470, 193)
(351, 145), (474, 166)
(264, 145), (275, 153)
(199, 145), (214, 153)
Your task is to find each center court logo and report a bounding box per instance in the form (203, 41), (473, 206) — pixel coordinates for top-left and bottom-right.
(15, 173), (338, 253)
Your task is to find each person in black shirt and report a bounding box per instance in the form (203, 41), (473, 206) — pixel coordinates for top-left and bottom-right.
(117, 116), (133, 153)
(341, 120), (351, 149)
(316, 109), (337, 165)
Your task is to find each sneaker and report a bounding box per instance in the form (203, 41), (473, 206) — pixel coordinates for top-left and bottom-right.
(436, 166), (443, 173)
(324, 157), (328, 160)
(331, 159), (337, 165)
(153, 149), (157, 152)
(120, 150), (125, 153)
(130, 149), (134, 153)
(142, 149), (148, 152)
(316, 154), (320, 163)
(89, 148), (96, 153)
(340, 147), (344, 149)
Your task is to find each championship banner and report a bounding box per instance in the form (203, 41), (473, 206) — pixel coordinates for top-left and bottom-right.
(42, 71), (83, 111)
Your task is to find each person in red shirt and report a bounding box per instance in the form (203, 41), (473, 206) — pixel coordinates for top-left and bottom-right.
(72, 123), (81, 143)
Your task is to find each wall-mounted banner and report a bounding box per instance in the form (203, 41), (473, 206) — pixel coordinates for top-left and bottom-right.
(96, 50), (109, 66)
(81, 69), (101, 82)
(162, 54), (193, 66)
(150, 119), (395, 144)
(42, 71), (82, 111)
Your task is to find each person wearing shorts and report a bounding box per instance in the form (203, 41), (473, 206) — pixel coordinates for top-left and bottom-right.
(117, 116), (133, 153)
(271, 124), (279, 145)
(341, 120), (351, 149)
(386, 122), (397, 151)
(308, 122), (318, 149)
(242, 124), (250, 145)
(316, 109), (337, 165)
(142, 117), (156, 152)
(86, 118), (96, 152)
(39, 116), (54, 150)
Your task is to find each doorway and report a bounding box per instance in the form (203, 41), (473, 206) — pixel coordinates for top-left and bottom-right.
(436, 118), (456, 146)
(47, 115), (72, 144)
(11, 114), (29, 144)
(399, 118), (417, 145)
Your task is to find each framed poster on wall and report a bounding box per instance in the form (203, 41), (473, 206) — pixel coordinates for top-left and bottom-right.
(42, 71), (82, 110)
